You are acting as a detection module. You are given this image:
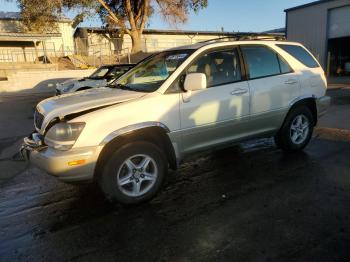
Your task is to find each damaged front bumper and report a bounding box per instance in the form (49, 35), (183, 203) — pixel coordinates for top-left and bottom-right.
(20, 133), (102, 183)
(20, 133), (47, 160)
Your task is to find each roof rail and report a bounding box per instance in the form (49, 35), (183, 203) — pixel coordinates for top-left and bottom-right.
(199, 33), (285, 43)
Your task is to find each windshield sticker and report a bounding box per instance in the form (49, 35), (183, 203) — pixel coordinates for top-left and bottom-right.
(166, 54), (188, 61)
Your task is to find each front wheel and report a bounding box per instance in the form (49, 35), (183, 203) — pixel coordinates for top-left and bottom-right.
(98, 141), (167, 205)
(274, 106), (314, 152)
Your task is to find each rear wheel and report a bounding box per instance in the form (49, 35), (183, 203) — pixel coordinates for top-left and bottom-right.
(98, 141), (167, 205)
(274, 106), (314, 152)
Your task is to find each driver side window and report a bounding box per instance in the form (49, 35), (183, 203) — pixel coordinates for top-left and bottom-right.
(187, 48), (242, 88)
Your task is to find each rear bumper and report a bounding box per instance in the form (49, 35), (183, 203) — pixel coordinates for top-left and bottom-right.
(316, 96), (331, 117)
(20, 133), (102, 183)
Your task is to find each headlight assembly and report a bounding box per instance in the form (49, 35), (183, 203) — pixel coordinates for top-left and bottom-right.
(44, 122), (85, 150)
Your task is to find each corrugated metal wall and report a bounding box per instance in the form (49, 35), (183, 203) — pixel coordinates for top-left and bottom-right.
(328, 5), (350, 38)
(286, 0), (350, 68)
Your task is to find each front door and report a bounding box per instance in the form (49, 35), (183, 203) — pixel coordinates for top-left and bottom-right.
(179, 47), (250, 154)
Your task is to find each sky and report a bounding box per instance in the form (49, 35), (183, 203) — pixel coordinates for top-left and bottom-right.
(1, 0), (316, 32)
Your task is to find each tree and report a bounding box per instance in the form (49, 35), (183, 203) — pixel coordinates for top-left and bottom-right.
(16, 0), (208, 53)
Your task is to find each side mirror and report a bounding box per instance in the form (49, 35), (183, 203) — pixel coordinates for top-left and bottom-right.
(184, 73), (207, 91)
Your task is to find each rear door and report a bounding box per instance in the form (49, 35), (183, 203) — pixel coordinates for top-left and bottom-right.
(241, 44), (300, 134)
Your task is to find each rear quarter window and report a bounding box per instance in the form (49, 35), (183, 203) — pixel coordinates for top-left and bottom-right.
(277, 44), (319, 68)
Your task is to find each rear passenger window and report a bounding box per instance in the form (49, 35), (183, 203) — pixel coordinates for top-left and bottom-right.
(241, 46), (281, 79)
(277, 44), (319, 68)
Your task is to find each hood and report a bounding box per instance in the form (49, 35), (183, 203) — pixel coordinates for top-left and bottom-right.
(58, 78), (80, 86)
(37, 87), (146, 131)
(56, 78), (80, 91)
(57, 78), (107, 92)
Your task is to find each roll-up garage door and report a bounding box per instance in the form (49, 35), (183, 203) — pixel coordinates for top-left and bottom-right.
(328, 5), (350, 39)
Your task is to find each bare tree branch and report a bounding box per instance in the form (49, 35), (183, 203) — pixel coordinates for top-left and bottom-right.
(97, 0), (130, 34)
(16, 0), (208, 53)
(124, 0), (136, 31)
(139, 0), (149, 32)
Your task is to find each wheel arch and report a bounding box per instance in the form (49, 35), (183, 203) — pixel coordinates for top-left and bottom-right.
(288, 96), (318, 126)
(94, 122), (177, 180)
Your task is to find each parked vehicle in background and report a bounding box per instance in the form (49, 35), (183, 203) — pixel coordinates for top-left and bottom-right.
(55, 64), (135, 95)
(21, 39), (330, 205)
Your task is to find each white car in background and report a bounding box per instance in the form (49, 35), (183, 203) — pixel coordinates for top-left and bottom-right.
(56, 64), (135, 95)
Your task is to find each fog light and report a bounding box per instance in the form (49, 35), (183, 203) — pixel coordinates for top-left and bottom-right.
(68, 159), (86, 166)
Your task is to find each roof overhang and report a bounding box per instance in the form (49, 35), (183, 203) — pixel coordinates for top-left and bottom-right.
(0, 11), (72, 23)
(0, 32), (61, 42)
(285, 0), (331, 12)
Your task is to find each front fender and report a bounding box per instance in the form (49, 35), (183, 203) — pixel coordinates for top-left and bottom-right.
(100, 121), (170, 145)
(95, 122), (179, 172)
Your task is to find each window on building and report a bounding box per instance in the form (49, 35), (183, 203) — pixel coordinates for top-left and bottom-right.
(277, 44), (319, 68)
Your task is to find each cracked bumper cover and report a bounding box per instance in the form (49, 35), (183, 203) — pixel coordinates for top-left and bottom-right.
(20, 133), (102, 183)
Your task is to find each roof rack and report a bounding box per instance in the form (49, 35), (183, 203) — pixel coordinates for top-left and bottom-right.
(200, 33), (285, 43)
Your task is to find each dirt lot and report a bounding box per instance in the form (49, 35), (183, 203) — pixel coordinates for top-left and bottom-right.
(0, 88), (350, 262)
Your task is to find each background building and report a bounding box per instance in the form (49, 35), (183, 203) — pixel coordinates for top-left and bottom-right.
(285, 0), (350, 77)
(0, 12), (74, 63)
(73, 27), (241, 57)
(73, 27), (284, 65)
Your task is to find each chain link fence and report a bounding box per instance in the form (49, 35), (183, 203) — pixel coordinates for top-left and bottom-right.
(0, 36), (201, 66)
(0, 40), (131, 68)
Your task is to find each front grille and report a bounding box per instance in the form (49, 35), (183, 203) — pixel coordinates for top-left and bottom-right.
(34, 109), (44, 130)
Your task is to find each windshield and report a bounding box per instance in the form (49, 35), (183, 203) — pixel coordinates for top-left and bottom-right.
(114, 50), (192, 92)
(89, 66), (110, 79)
(106, 66), (133, 80)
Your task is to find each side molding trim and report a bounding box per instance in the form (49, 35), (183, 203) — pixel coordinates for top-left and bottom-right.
(100, 121), (171, 146)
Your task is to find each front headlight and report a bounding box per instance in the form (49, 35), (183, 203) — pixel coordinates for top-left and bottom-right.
(44, 122), (85, 150)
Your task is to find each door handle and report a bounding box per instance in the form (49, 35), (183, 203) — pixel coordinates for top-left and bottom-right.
(231, 89), (248, 95)
(284, 79), (298, 85)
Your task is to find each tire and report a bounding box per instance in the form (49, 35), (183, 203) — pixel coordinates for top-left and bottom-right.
(274, 106), (314, 152)
(98, 141), (167, 205)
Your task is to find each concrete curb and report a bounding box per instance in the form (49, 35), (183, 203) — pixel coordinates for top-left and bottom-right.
(314, 127), (350, 142)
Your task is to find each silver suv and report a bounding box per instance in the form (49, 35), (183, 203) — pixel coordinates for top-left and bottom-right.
(21, 40), (330, 204)
(55, 64), (134, 95)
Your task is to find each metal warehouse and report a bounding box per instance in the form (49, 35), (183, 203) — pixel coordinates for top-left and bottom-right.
(285, 0), (350, 79)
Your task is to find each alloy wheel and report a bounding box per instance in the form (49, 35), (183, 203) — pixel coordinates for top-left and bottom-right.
(290, 114), (310, 145)
(117, 154), (158, 197)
